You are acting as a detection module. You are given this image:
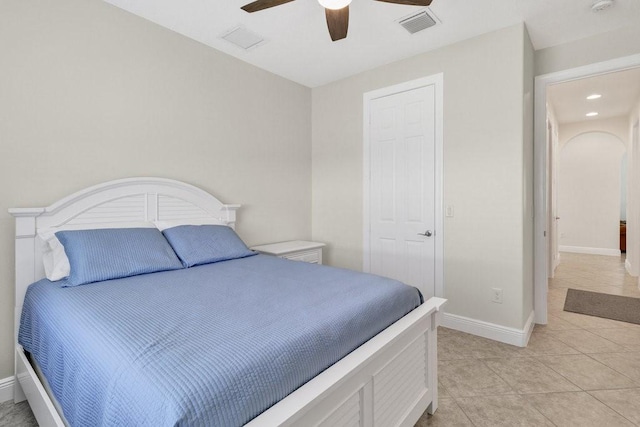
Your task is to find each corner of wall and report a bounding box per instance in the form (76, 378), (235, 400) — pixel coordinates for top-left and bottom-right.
(522, 21), (536, 328)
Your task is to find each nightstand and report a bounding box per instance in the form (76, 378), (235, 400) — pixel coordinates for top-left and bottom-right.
(251, 240), (326, 264)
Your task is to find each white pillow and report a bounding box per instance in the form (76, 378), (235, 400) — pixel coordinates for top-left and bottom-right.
(154, 217), (227, 232)
(38, 221), (155, 281)
(38, 233), (70, 282)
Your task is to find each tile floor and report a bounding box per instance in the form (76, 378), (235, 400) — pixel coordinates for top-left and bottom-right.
(0, 400), (36, 427)
(3, 252), (640, 426)
(418, 252), (640, 426)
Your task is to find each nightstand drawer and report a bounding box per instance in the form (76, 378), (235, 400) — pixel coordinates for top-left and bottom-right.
(283, 249), (320, 264)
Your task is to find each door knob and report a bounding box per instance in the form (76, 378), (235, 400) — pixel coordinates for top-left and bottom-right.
(418, 230), (433, 237)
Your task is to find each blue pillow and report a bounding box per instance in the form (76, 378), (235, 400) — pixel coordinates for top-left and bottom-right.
(56, 228), (183, 286)
(162, 225), (256, 268)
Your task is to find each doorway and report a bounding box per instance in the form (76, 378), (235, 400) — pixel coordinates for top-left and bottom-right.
(363, 74), (444, 300)
(534, 54), (640, 324)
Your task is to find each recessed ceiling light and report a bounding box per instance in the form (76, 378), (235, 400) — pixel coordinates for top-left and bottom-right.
(586, 94), (602, 100)
(586, 112), (599, 117)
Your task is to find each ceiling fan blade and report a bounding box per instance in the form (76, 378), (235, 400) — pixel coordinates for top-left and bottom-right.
(325, 6), (349, 42)
(374, 0), (432, 6)
(241, 0), (295, 13)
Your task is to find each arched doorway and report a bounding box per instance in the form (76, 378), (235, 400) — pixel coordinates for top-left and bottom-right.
(558, 131), (626, 255)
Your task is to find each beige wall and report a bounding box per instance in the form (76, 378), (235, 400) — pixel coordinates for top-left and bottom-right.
(312, 24), (531, 330)
(0, 0), (312, 379)
(535, 25), (640, 76)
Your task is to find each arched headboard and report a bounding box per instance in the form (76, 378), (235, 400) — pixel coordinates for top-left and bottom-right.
(9, 177), (240, 337)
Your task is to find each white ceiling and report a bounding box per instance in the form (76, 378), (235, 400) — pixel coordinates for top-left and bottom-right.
(547, 67), (640, 124)
(103, 0), (640, 87)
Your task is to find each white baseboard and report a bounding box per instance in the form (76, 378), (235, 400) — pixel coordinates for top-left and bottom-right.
(559, 246), (621, 257)
(0, 376), (14, 403)
(626, 259), (640, 277)
(442, 310), (535, 348)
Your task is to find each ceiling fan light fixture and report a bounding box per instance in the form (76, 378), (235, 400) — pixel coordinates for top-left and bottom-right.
(318, 0), (352, 10)
(241, 0), (433, 43)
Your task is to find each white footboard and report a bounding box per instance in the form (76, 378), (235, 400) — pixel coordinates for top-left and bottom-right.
(247, 297), (446, 427)
(15, 346), (66, 427)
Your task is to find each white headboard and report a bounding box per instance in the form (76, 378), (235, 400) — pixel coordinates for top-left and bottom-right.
(9, 177), (240, 339)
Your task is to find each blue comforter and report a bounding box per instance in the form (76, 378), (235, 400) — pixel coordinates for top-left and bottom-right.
(19, 255), (421, 426)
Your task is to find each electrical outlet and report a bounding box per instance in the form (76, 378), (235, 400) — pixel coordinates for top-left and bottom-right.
(491, 288), (503, 304)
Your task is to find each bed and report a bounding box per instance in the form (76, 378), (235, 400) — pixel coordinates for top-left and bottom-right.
(11, 177), (446, 427)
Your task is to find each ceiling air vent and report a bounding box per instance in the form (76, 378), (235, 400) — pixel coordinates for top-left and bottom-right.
(399, 10), (437, 34)
(221, 26), (266, 50)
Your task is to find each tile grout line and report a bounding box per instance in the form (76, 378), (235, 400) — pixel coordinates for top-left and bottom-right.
(585, 389), (640, 426)
(445, 397), (477, 426)
(582, 351), (640, 385)
(526, 354), (585, 393)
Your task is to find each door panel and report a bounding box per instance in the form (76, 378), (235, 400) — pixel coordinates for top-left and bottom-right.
(369, 86), (436, 299)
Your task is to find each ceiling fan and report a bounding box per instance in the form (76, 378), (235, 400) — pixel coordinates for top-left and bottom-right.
(241, 0), (433, 42)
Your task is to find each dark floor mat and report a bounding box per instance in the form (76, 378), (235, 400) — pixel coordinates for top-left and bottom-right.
(564, 288), (640, 325)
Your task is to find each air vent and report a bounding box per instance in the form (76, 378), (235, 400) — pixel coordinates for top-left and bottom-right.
(221, 26), (265, 50)
(399, 10), (437, 34)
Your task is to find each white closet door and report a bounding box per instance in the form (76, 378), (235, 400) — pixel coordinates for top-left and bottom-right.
(368, 85), (436, 299)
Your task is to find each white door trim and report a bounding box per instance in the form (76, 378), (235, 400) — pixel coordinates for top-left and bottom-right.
(534, 53), (640, 324)
(632, 120), (640, 280)
(363, 74), (444, 299)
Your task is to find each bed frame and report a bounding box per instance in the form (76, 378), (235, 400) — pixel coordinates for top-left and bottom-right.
(10, 177), (446, 427)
